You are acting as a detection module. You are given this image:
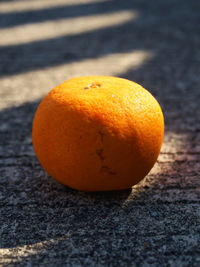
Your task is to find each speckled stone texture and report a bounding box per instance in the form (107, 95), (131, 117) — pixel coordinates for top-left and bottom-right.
(0, 0), (200, 266)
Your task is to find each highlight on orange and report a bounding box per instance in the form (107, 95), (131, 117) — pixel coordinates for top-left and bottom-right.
(32, 76), (164, 191)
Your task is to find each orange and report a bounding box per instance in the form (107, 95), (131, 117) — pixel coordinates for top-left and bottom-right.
(32, 76), (164, 191)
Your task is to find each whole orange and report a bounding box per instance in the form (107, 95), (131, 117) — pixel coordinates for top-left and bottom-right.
(32, 76), (164, 191)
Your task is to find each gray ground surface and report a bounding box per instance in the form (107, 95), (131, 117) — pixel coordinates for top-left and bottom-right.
(0, 0), (200, 266)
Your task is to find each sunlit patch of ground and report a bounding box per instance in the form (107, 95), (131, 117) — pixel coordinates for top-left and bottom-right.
(0, 10), (138, 46)
(0, 50), (152, 109)
(0, 0), (106, 13)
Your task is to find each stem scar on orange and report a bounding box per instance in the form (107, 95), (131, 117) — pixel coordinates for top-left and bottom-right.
(32, 76), (164, 191)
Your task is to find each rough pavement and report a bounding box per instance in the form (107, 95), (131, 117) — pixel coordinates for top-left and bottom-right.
(0, 0), (200, 266)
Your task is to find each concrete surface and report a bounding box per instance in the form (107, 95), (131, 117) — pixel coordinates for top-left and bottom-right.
(0, 0), (200, 266)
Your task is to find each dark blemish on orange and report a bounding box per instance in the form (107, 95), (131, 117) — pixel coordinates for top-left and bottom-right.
(101, 165), (116, 175)
(84, 83), (101, 90)
(96, 148), (105, 161)
(98, 130), (104, 143)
